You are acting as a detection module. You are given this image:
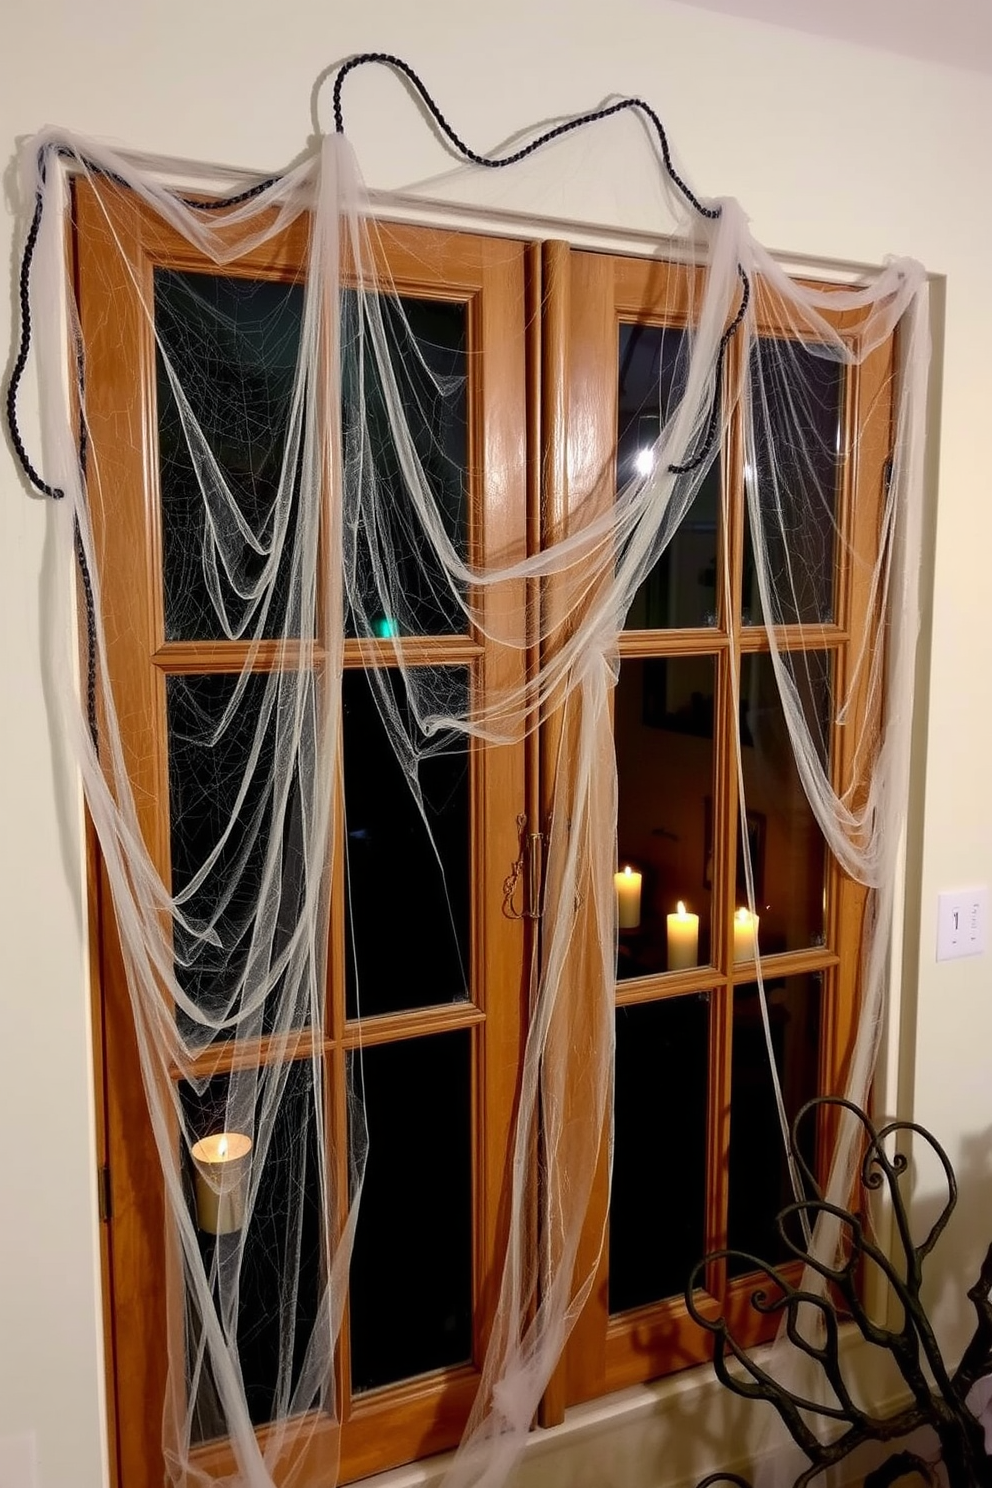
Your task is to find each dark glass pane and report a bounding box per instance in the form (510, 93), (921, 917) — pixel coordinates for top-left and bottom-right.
(727, 975), (822, 1277)
(348, 1030), (473, 1392)
(156, 271), (304, 642)
(739, 652), (831, 953)
(610, 996), (710, 1313)
(181, 1061), (322, 1439)
(618, 322), (721, 630)
(343, 295), (468, 638)
(343, 668), (470, 1018)
(742, 340), (844, 626)
(167, 673), (310, 1044)
(615, 656), (715, 979)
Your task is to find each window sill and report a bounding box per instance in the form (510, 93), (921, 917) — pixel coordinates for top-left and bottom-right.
(359, 1326), (908, 1488)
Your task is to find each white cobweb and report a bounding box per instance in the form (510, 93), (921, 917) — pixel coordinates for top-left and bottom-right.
(17, 78), (928, 1488)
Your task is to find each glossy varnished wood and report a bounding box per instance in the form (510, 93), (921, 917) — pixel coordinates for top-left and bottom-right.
(75, 177), (531, 1487)
(76, 175), (900, 1483)
(556, 246), (898, 1408)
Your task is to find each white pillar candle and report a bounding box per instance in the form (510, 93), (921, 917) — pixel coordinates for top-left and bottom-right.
(733, 907), (760, 964)
(666, 901), (699, 970)
(190, 1132), (253, 1235)
(614, 865), (642, 929)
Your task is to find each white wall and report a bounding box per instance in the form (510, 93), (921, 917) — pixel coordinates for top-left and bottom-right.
(3, 4), (992, 1486)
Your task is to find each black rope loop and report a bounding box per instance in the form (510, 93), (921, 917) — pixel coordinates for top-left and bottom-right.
(6, 143), (282, 509)
(74, 519), (99, 745)
(669, 262), (751, 476)
(331, 52), (751, 477)
(9, 67), (752, 505)
(6, 62), (755, 746)
(331, 51), (721, 221)
(4, 143), (285, 743)
(6, 157), (62, 500)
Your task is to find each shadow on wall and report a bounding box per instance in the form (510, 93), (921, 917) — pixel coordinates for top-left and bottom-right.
(919, 1123), (992, 1392)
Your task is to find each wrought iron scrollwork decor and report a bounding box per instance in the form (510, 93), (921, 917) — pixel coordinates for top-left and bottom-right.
(687, 1097), (992, 1488)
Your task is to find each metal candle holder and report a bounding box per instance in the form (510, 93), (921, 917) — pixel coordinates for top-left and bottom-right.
(686, 1097), (992, 1488)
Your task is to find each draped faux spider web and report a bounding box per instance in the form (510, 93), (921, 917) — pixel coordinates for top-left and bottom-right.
(9, 67), (929, 1488)
(156, 269), (307, 644)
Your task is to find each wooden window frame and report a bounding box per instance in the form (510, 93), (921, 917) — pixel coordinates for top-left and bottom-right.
(74, 189), (895, 1485)
(545, 246), (894, 1413)
(75, 183), (531, 1487)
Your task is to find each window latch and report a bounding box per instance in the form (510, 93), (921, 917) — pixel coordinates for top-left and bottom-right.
(503, 814), (544, 921)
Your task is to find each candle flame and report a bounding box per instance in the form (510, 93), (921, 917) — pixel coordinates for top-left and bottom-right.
(677, 901), (686, 917)
(218, 1135), (228, 1159)
(735, 907), (751, 924)
(622, 865), (633, 878)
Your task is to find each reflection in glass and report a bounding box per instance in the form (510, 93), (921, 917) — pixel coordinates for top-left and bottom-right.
(343, 668), (470, 1018)
(349, 1030), (473, 1392)
(156, 271), (305, 642)
(610, 996), (709, 1313)
(182, 1061), (322, 1439)
(739, 652), (831, 953)
(343, 295), (468, 638)
(618, 322), (721, 630)
(742, 339), (843, 626)
(615, 657), (715, 979)
(727, 975), (822, 1276)
(167, 673), (308, 1044)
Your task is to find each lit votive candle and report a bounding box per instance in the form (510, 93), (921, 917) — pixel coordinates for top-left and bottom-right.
(666, 901), (699, 970)
(614, 865), (643, 929)
(733, 907), (760, 964)
(190, 1132), (253, 1235)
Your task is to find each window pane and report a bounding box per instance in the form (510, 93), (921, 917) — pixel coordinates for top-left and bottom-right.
(156, 279), (468, 644)
(727, 975), (822, 1277)
(739, 652), (831, 953)
(343, 295), (468, 638)
(742, 340), (844, 627)
(343, 668), (470, 1018)
(610, 996), (710, 1313)
(348, 1030), (473, 1392)
(181, 1061), (322, 1439)
(156, 270), (305, 642)
(618, 322), (720, 631)
(615, 656), (715, 979)
(167, 673), (310, 1044)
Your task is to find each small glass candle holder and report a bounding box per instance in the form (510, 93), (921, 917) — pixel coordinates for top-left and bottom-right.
(190, 1131), (253, 1235)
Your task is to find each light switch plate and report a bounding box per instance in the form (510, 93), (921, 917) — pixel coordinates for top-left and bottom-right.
(936, 887), (988, 961)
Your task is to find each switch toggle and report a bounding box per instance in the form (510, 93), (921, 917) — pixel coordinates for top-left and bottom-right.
(936, 887), (988, 961)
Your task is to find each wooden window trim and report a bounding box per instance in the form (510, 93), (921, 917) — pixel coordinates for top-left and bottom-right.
(546, 248), (895, 1412)
(74, 185), (897, 1483)
(75, 182), (530, 1487)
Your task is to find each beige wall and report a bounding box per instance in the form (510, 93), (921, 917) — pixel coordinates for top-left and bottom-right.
(3, 3), (992, 1485)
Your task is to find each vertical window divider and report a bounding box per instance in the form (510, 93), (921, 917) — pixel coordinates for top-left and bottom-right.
(536, 238), (571, 1431)
(703, 328), (749, 1303)
(523, 241), (544, 934)
(329, 740), (353, 1423)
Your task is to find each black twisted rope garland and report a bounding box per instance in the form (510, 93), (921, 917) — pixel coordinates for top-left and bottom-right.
(5, 57), (752, 739)
(332, 50), (721, 220)
(7, 145), (279, 504)
(331, 53), (751, 475)
(4, 150), (102, 741)
(7, 176), (60, 500)
(5, 148), (281, 743)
